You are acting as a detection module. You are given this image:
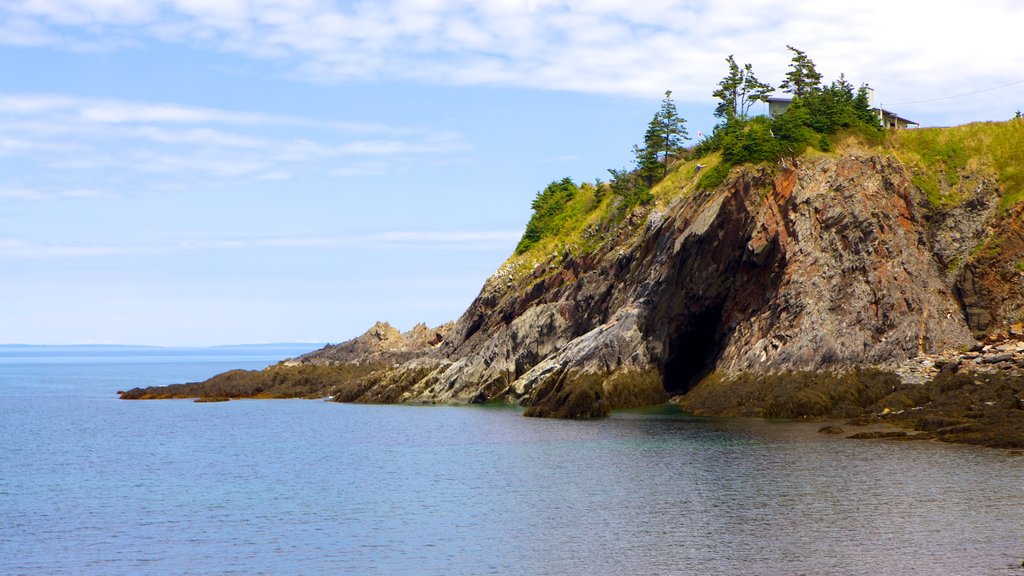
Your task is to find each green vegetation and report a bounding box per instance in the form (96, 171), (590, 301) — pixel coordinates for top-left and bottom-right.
(605, 89), (690, 206)
(891, 120), (1024, 209)
(513, 178), (612, 256)
(606, 168), (654, 209)
(778, 45), (823, 97)
(516, 177), (582, 254)
(509, 160), (711, 268)
(712, 54), (773, 123)
(634, 90), (690, 186)
(511, 46), (1022, 265)
(514, 91), (690, 257)
(695, 46), (882, 189)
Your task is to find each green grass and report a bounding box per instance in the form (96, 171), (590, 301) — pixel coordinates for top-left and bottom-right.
(516, 177), (590, 254)
(507, 119), (1024, 281)
(892, 119), (1024, 209)
(508, 157), (708, 272)
(510, 180), (610, 258)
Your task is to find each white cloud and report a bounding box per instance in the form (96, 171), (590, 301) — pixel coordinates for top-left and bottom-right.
(0, 238), (143, 258)
(4, 0), (1021, 121)
(0, 230), (521, 259)
(0, 92), (467, 194)
(0, 187), (116, 200)
(0, 188), (50, 200)
(128, 126), (267, 148)
(60, 188), (119, 199)
(0, 94), (294, 125)
(176, 230), (522, 251)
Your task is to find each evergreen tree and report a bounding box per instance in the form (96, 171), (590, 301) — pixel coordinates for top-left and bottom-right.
(633, 124), (663, 187)
(854, 84), (881, 127)
(713, 55), (774, 122)
(633, 90), (689, 185)
(657, 90), (689, 159)
(739, 62), (773, 118)
(713, 55), (743, 122)
(779, 45), (822, 97)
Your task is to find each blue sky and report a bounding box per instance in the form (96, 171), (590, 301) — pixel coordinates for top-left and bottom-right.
(2, 0), (1022, 346)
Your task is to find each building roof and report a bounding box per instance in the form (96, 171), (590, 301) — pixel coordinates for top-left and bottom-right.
(764, 96), (918, 126)
(878, 108), (918, 126)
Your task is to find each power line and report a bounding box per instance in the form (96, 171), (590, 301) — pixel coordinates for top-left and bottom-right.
(887, 78), (1024, 106)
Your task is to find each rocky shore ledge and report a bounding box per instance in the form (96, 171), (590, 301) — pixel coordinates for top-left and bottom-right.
(896, 334), (1024, 385)
(881, 336), (1024, 448)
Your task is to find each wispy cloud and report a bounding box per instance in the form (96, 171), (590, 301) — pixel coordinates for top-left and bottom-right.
(0, 187), (117, 200)
(0, 188), (49, 200)
(0, 94), (402, 131)
(0, 238), (139, 258)
(0, 230), (521, 259)
(0, 92), (468, 198)
(3, 1), (1022, 120)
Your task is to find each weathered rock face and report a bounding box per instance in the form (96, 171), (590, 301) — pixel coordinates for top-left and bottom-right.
(128, 149), (1024, 421)
(954, 203), (1024, 337)
(293, 321), (452, 365)
(709, 156), (974, 371)
(299, 152), (995, 415)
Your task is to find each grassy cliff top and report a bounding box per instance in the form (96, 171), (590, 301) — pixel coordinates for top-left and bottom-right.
(889, 119), (1024, 209)
(504, 119), (1023, 277)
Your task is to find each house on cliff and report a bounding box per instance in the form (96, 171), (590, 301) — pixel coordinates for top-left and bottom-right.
(766, 88), (918, 129)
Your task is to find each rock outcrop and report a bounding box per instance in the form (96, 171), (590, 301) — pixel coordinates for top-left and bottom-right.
(122, 142), (1024, 443)
(954, 202), (1024, 337)
(328, 152), (984, 415)
(292, 321), (452, 366)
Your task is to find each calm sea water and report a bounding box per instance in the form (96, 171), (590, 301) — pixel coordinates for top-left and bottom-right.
(1, 346), (1022, 575)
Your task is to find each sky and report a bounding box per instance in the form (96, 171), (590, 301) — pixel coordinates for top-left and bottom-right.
(2, 0), (1022, 346)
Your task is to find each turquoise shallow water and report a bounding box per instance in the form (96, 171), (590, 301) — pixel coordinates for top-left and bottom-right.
(1, 346), (1023, 575)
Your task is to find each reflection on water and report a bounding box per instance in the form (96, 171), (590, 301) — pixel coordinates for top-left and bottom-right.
(1, 352), (1022, 575)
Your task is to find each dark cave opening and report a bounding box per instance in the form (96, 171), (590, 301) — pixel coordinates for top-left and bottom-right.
(662, 305), (724, 395)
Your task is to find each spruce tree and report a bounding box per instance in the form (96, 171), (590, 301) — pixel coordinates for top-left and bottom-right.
(739, 63), (773, 118)
(713, 56), (743, 122)
(657, 90), (689, 161)
(713, 55), (774, 122)
(634, 90), (689, 185)
(779, 45), (822, 98)
(633, 125), (663, 187)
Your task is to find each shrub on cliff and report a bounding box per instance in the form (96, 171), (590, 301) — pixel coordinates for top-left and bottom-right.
(516, 177), (580, 254)
(607, 168), (653, 209)
(696, 47), (882, 188)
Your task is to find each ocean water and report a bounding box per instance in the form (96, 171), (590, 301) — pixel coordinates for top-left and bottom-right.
(1, 346), (1023, 576)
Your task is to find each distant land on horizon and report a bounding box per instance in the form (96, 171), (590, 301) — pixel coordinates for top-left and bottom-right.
(0, 343), (326, 352)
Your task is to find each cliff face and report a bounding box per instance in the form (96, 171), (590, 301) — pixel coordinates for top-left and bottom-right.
(344, 152), (982, 416)
(123, 136), (1024, 426)
(955, 202), (1024, 336)
(264, 147), (1016, 414)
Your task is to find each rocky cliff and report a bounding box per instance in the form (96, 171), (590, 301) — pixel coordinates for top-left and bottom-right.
(122, 123), (1024, 444)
